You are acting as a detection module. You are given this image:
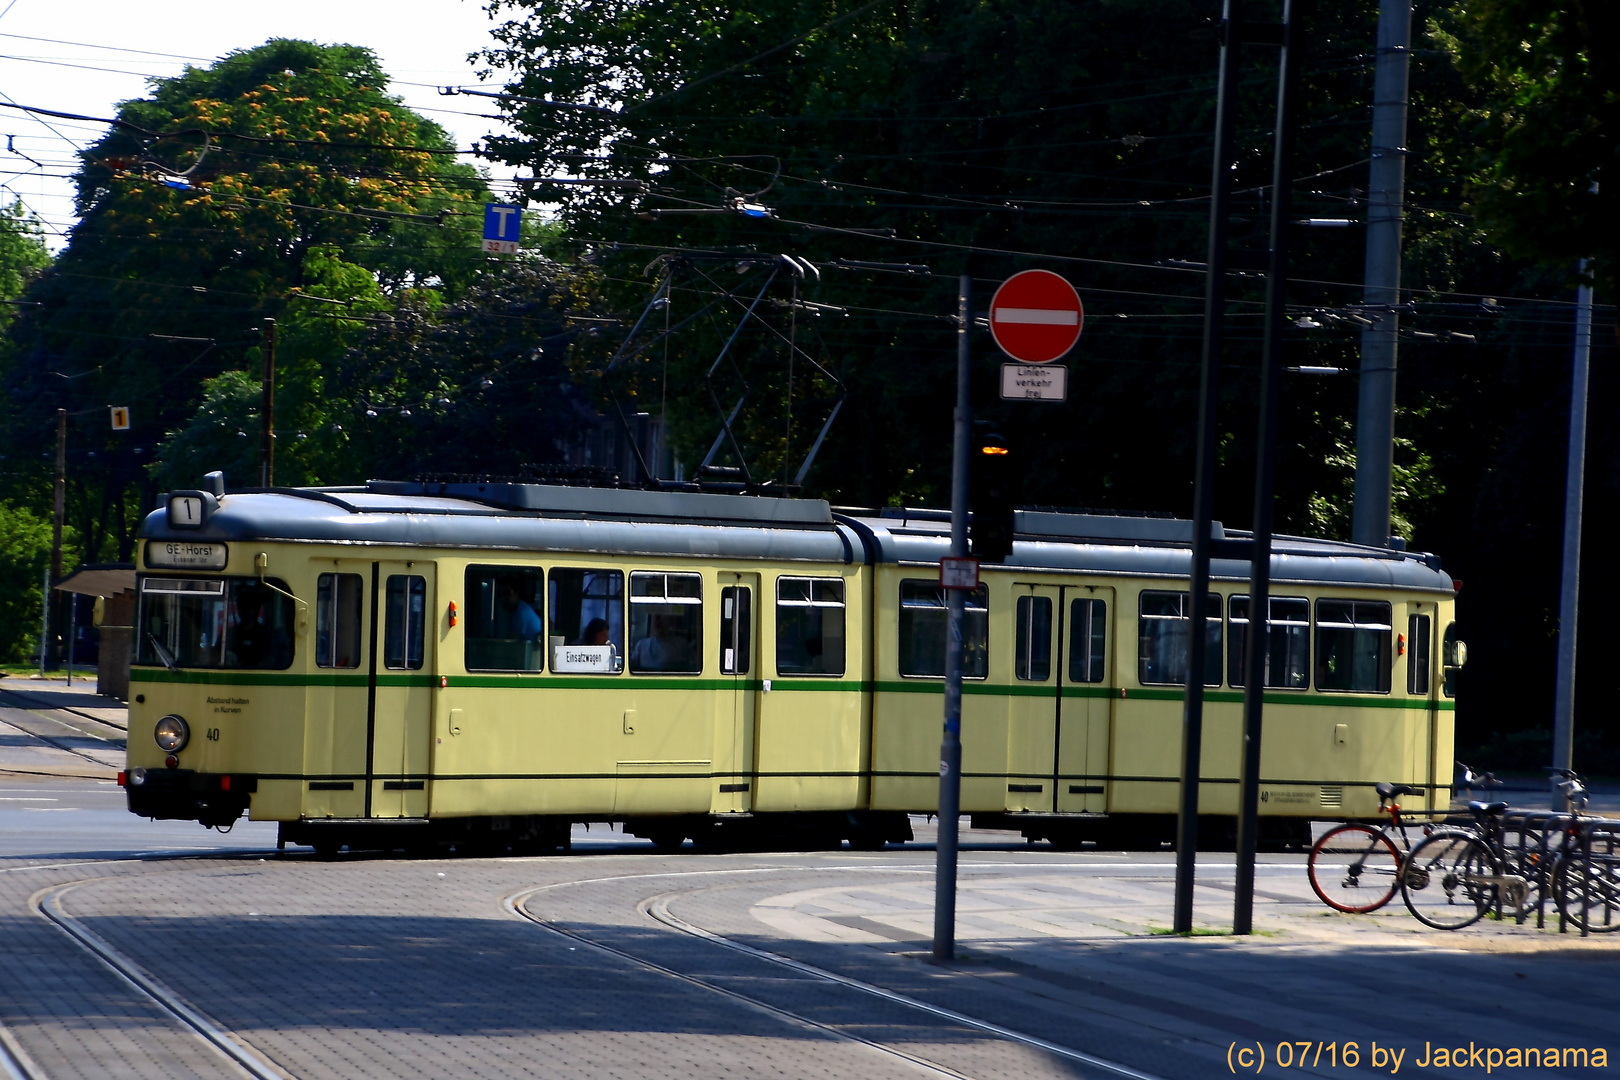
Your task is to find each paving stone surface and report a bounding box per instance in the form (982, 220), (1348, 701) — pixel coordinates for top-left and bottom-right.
(0, 782), (1617, 1080)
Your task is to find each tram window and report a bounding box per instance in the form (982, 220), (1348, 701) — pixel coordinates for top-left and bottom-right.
(1442, 622), (1462, 698)
(1316, 599), (1391, 692)
(1229, 596), (1310, 689)
(898, 580), (988, 679)
(547, 568), (625, 673)
(1069, 597), (1107, 683)
(1137, 591), (1222, 686)
(384, 575), (426, 671)
(1408, 613), (1432, 695)
(465, 566), (545, 672)
(629, 572), (703, 674)
(1015, 595), (1052, 681)
(315, 573), (362, 668)
(720, 586), (752, 674)
(777, 577), (846, 676)
(138, 576), (295, 670)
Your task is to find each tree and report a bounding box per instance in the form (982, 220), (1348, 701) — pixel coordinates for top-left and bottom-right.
(0, 503), (78, 662)
(1439, 0), (1618, 302)
(0, 200), (49, 334)
(1, 39), (493, 559)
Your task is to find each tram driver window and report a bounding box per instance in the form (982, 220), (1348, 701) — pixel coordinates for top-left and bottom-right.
(1138, 591), (1222, 686)
(1316, 599), (1392, 692)
(898, 580), (988, 679)
(547, 568), (625, 674)
(777, 577), (846, 676)
(315, 573), (362, 668)
(384, 575), (426, 671)
(465, 566), (546, 672)
(629, 572), (703, 674)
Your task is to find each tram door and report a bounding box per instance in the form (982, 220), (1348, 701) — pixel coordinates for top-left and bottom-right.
(715, 573), (759, 814)
(1007, 584), (1062, 812)
(370, 563), (436, 819)
(1056, 586), (1113, 814)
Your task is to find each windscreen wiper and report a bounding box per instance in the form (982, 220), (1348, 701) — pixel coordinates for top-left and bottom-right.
(146, 633), (179, 673)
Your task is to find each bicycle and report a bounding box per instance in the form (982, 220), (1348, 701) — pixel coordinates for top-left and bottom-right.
(1399, 769), (1523, 930)
(1307, 781), (1432, 913)
(1547, 771), (1620, 934)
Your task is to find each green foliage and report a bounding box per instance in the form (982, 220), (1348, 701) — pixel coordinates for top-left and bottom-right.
(0, 503), (77, 662)
(1, 39), (495, 558)
(1438, 0), (1618, 296)
(0, 200), (49, 334)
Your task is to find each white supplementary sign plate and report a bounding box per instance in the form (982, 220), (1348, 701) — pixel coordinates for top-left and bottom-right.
(939, 556), (980, 590)
(1000, 363), (1068, 402)
(147, 541), (227, 571)
(551, 644), (618, 673)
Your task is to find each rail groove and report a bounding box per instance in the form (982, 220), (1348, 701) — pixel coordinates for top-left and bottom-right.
(31, 882), (293, 1080)
(505, 867), (1167, 1080)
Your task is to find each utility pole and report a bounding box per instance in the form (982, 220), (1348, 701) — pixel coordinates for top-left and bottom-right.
(259, 318), (276, 487)
(1350, 0), (1411, 547)
(50, 407), (65, 668)
(1550, 261), (1592, 807)
(1235, 0), (1302, 936)
(933, 274), (971, 962)
(1175, 0), (1243, 934)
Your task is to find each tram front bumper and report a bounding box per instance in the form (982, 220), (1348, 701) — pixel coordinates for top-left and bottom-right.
(119, 768), (256, 827)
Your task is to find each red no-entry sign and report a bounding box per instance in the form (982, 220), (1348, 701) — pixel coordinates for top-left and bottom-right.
(989, 270), (1084, 364)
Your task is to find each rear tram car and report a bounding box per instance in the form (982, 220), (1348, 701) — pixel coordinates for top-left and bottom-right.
(123, 476), (1463, 853)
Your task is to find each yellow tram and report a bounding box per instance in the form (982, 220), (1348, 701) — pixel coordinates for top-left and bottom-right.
(122, 476), (1462, 853)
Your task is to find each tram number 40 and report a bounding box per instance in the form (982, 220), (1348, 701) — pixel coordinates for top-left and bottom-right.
(206, 728), (221, 742)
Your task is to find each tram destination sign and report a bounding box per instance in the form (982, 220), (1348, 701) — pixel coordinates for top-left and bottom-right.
(147, 540), (227, 571)
(989, 269), (1084, 364)
(1000, 363), (1068, 402)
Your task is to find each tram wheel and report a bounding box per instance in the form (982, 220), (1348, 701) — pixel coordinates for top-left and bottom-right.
(646, 829), (687, 852)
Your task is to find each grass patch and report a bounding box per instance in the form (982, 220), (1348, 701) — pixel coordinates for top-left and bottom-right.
(1147, 925), (1279, 937)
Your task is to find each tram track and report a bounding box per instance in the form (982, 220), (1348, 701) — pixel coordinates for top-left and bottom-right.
(504, 867), (1168, 1080)
(27, 879), (294, 1080)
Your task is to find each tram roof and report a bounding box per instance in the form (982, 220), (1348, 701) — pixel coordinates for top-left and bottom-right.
(140, 481), (1455, 592)
(836, 508), (1456, 594)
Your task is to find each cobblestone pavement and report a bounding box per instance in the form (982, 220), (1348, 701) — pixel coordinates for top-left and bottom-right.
(0, 804), (1616, 1080)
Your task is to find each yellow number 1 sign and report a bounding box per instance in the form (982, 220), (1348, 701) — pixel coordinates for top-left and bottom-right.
(109, 406), (130, 431)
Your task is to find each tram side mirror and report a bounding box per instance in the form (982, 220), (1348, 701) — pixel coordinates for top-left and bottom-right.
(1444, 639), (1468, 667)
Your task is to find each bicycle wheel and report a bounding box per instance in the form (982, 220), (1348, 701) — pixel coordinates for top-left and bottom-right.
(1308, 824), (1402, 913)
(1401, 830), (1498, 930)
(1553, 842), (1620, 933)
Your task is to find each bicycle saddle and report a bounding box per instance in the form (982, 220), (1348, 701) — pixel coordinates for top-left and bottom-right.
(1467, 800), (1508, 815)
(1376, 782), (1420, 800)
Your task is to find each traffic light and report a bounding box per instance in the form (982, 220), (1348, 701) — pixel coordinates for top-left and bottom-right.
(970, 433), (1016, 563)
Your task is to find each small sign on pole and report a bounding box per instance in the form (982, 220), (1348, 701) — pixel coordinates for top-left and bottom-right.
(999, 363), (1068, 402)
(482, 202), (523, 254)
(109, 406), (131, 430)
(939, 555), (980, 590)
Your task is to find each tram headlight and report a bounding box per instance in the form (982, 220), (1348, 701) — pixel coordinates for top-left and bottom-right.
(154, 715), (190, 753)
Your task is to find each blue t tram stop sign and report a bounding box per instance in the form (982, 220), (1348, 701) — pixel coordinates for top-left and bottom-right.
(483, 203), (523, 254)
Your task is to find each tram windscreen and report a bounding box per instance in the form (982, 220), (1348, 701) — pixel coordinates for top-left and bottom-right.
(138, 576), (295, 670)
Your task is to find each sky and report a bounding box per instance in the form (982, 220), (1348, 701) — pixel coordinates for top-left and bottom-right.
(0, 0), (522, 249)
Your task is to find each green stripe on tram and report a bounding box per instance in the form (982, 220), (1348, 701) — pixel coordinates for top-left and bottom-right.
(128, 666), (1453, 710)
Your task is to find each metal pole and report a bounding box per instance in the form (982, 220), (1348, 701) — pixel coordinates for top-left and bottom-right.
(1350, 0), (1411, 547)
(1234, 0), (1302, 937)
(1174, 0), (1242, 933)
(38, 565), (48, 678)
(66, 594), (76, 687)
(933, 274), (971, 962)
(1550, 261), (1592, 808)
(260, 319), (276, 487)
(51, 407), (65, 669)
